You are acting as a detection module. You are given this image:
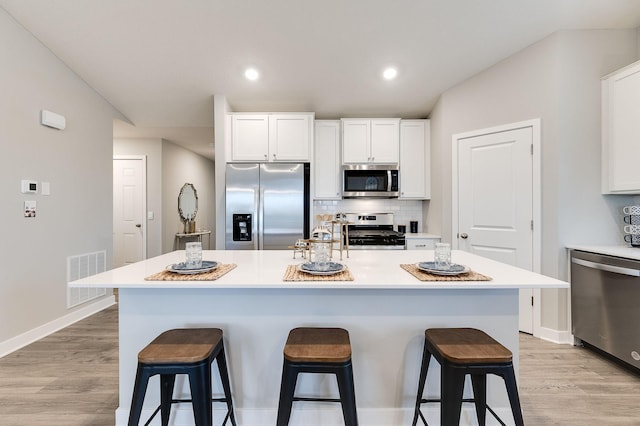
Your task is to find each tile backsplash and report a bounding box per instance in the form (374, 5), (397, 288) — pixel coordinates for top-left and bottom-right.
(313, 199), (425, 232)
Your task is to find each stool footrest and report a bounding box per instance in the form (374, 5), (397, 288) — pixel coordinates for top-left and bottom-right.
(293, 396), (342, 403)
(143, 398), (234, 426)
(415, 398), (507, 426)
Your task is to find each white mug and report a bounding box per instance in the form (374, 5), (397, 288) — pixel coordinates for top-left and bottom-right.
(624, 224), (640, 234)
(623, 205), (640, 215)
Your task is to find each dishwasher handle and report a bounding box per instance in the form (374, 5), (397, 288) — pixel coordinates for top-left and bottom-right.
(572, 257), (640, 277)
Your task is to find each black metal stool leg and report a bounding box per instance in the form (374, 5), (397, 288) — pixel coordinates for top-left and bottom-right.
(412, 342), (432, 426)
(441, 365), (465, 426)
(336, 363), (358, 426)
(215, 345), (237, 426)
(470, 373), (487, 425)
(160, 373), (176, 426)
(501, 367), (524, 426)
(189, 363), (213, 426)
(276, 361), (299, 426)
(128, 365), (151, 426)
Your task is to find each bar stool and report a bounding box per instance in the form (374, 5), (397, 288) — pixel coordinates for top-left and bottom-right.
(128, 328), (236, 426)
(276, 327), (358, 426)
(412, 327), (524, 426)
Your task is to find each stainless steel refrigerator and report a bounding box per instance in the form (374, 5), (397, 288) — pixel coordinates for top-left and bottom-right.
(225, 163), (310, 250)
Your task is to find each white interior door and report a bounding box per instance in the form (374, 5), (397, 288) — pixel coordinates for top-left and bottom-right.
(454, 121), (540, 334)
(113, 156), (146, 268)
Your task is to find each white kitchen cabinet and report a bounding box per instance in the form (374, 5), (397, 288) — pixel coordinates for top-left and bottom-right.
(342, 118), (399, 164)
(602, 60), (640, 194)
(314, 121), (342, 199)
(231, 113), (313, 162)
(405, 234), (441, 250)
(399, 119), (430, 199)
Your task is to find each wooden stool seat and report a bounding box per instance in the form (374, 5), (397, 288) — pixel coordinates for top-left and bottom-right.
(412, 328), (523, 426)
(128, 328), (236, 426)
(277, 327), (358, 426)
(139, 328), (224, 364)
(284, 327), (352, 363)
(425, 328), (512, 365)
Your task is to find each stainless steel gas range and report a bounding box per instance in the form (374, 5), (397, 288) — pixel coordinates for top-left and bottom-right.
(344, 212), (405, 250)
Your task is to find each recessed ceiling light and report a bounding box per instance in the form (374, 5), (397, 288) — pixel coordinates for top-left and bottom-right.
(383, 67), (398, 80)
(245, 68), (260, 81)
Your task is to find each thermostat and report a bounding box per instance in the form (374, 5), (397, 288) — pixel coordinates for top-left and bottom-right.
(21, 180), (38, 194)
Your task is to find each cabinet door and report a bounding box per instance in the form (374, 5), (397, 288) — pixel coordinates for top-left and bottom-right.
(314, 121), (341, 199)
(370, 119), (400, 163)
(231, 115), (269, 161)
(399, 120), (430, 199)
(602, 61), (640, 193)
(342, 119), (371, 163)
(269, 114), (311, 161)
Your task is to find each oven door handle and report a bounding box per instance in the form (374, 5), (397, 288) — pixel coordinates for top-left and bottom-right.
(572, 257), (640, 277)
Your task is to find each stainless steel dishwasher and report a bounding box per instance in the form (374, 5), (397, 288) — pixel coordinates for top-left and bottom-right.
(570, 250), (640, 372)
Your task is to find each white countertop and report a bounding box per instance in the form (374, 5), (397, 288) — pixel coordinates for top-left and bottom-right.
(70, 249), (567, 290)
(567, 245), (640, 260)
(403, 233), (441, 239)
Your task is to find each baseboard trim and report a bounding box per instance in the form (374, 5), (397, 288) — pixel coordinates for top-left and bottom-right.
(0, 296), (116, 358)
(535, 325), (573, 345)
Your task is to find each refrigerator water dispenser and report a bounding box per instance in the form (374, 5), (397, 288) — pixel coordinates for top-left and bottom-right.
(233, 214), (252, 241)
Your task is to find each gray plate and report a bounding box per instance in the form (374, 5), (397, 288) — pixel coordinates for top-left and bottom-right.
(168, 260), (219, 275)
(298, 262), (345, 275)
(417, 261), (469, 276)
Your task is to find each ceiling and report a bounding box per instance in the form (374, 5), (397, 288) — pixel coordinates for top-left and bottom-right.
(2, 0), (640, 160)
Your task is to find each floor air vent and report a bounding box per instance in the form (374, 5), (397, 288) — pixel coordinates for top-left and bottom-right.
(67, 250), (107, 309)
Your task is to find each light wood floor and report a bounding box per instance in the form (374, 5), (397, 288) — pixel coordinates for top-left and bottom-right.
(1, 305), (639, 425)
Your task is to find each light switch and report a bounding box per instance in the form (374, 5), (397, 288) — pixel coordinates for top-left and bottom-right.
(147, 211), (154, 220)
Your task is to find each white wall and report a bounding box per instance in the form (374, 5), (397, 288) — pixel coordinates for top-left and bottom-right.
(113, 138), (163, 258)
(429, 29), (638, 333)
(161, 141), (216, 252)
(0, 8), (124, 349)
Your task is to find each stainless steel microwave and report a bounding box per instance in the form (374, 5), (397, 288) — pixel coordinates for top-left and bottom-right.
(342, 165), (399, 198)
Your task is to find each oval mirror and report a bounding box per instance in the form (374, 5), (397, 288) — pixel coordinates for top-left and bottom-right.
(178, 183), (198, 221)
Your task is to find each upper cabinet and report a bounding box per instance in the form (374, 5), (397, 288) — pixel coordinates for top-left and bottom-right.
(399, 120), (430, 200)
(231, 113), (313, 162)
(342, 118), (400, 164)
(314, 121), (342, 200)
(602, 60), (640, 194)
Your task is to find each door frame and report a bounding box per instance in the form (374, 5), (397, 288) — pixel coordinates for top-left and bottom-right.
(113, 155), (148, 263)
(451, 118), (542, 336)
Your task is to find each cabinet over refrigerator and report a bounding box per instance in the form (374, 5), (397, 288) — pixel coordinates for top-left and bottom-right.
(225, 163), (310, 250)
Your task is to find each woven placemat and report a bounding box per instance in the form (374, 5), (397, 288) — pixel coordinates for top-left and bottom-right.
(283, 264), (354, 281)
(400, 264), (492, 282)
(145, 263), (237, 281)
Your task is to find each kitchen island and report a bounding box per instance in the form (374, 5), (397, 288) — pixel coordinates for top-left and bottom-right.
(70, 249), (567, 426)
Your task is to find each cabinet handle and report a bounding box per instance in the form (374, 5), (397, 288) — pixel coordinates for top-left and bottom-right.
(264, 154), (268, 159)
(273, 154), (276, 159)
(415, 244), (426, 248)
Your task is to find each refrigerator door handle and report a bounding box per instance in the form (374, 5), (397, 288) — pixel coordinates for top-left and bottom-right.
(571, 257), (640, 277)
(258, 186), (264, 250)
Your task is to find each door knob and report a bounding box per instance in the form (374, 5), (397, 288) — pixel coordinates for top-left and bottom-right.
(460, 233), (468, 239)
(135, 224), (142, 228)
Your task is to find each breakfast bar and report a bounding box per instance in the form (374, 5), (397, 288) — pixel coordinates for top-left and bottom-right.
(69, 249), (568, 426)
